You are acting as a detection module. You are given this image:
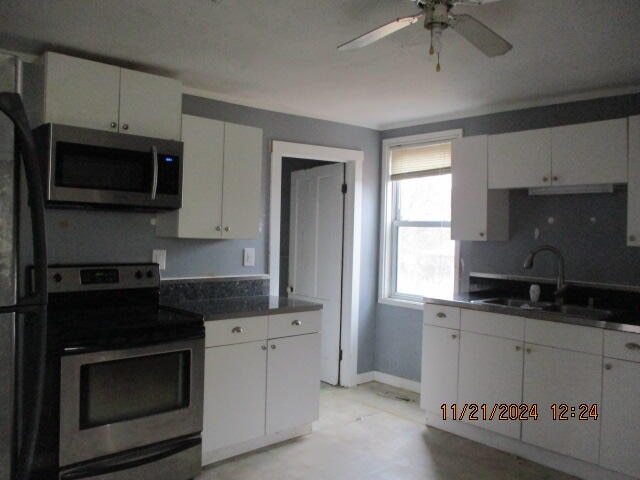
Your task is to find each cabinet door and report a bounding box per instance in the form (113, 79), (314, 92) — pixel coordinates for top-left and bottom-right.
(220, 123), (263, 239)
(600, 358), (640, 477)
(203, 341), (267, 454)
(451, 136), (508, 241)
(522, 344), (601, 463)
(179, 115), (224, 238)
(421, 325), (459, 413)
(488, 129), (551, 188)
(458, 332), (523, 438)
(551, 118), (628, 186)
(628, 115), (640, 247)
(266, 333), (320, 434)
(44, 52), (120, 132)
(118, 68), (182, 140)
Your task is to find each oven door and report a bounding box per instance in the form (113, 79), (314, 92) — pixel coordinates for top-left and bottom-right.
(59, 337), (204, 467)
(35, 123), (183, 210)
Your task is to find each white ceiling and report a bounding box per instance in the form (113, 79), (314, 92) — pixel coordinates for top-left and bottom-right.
(1, 0), (639, 129)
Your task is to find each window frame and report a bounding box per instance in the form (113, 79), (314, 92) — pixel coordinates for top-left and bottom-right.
(379, 130), (463, 309)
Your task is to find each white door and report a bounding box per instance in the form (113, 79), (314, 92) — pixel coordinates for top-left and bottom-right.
(118, 68), (182, 140)
(458, 332), (524, 438)
(221, 123), (263, 239)
(551, 118), (628, 186)
(522, 344), (602, 463)
(266, 334), (321, 434)
(488, 128), (552, 189)
(600, 358), (640, 477)
(289, 163), (344, 385)
(421, 325), (459, 414)
(44, 52), (120, 132)
(202, 341), (267, 453)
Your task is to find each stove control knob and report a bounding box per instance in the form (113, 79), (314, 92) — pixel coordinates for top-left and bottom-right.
(135, 270), (143, 279)
(146, 270), (154, 278)
(53, 273), (62, 283)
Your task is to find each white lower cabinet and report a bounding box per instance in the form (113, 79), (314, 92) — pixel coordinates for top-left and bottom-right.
(203, 341), (267, 452)
(600, 358), (640, 477)
(202, 311), (321, 465)
(420, 325), (459, 413)
(458, 331), (524, 438)
(266, 334), (321, 434)
(522, 344), (602, 463)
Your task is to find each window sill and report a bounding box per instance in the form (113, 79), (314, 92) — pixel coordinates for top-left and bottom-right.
(378, 297), (424, 311)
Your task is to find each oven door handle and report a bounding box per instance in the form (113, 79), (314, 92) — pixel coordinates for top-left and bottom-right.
(60, 437), (200, 480)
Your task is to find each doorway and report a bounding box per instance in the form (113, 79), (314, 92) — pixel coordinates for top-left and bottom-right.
(269, 141), (363, 387)
(280, 158), (345, 385)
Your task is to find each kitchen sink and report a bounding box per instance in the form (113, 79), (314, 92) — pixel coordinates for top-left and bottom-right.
(470, 297), (615, 320)
(470, 298), (554, 310)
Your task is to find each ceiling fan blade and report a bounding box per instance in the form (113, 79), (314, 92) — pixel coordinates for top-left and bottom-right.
(451, 13), (512, 57)
(337, 13), (423, 51)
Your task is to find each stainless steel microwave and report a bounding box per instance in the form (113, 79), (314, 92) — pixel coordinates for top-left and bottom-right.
(34, 124), (183, 210)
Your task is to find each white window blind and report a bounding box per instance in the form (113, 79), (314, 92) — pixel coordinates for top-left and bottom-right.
(390, 142), (452, 180)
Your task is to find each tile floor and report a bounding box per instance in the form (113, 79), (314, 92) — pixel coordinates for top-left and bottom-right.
(198, 382), (577, 480)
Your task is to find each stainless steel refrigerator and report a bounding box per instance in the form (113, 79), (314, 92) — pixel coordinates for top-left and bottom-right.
(0, 55), (48, 480)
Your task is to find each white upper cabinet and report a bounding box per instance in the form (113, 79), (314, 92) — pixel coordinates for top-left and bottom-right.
(627, 115), (640, 247)
(488, 128), (552, 189)
(221, 123), (263, 239)
(451, 135), (509, 241)
(44, 52), (121, 132)
(156, 116), (262, 240)
(43, 52), (182, 140)
(551, 118), (628, 186)
(118, 68), (182, 140)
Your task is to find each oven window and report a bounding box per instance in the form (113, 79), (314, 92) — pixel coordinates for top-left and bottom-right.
(79, 351), (190, 429)
(55, 142), (153, 193)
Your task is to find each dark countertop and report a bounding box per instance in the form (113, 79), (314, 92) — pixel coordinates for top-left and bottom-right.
(423, 293), (640, 334)
(161, 295), (323, 321)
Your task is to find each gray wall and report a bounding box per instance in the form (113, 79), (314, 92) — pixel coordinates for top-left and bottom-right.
(375, 93), (640, 382)
(42, 95), (381, 373)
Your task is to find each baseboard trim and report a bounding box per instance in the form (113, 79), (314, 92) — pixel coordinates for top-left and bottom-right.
(424, 411), (635, 480)
(355, 371), (421, 394)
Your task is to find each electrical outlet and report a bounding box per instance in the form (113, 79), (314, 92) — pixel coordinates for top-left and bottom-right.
(152, 249), (167, 270)
(243, 248), (255, 267)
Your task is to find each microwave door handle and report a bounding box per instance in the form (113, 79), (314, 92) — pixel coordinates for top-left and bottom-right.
(151, 145), (159, 200)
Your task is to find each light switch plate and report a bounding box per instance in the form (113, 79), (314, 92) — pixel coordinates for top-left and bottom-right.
(152, 249), (167, 270)
(243, 248), (255, 267)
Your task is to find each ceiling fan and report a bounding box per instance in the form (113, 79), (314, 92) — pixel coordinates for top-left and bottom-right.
(338, 0), (512, 72)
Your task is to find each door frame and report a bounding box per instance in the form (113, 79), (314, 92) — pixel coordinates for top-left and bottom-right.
(270, 141), (363, 387)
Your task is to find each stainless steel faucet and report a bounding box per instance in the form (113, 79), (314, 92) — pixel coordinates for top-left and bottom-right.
(523, 245), (567, 302)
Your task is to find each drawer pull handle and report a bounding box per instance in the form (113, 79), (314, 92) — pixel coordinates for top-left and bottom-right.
(436, 312), (447, 318)
(626, 342), (640, 351)
(292, 320), (302, 326)
(231, 326), (244, 334)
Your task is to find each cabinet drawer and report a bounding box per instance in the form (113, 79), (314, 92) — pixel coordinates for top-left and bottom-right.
(424, 304), (461, 329)
(205, 316), (268, 347)
(526, 319), (602, 355)
(268, 311), (321, 338)
(461, 309), (525, 340)
(604, 330), (640, 362)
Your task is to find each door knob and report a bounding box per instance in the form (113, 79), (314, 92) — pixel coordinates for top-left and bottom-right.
(224, 226), (230, 232)
(292, 320), (302, 326)
(216, 226), (221, 232)
(122, 123), (129, 130)
(270, 344), (276, 350)
(231, 326), (244, 334)
(261, 345), (267, 351)
(110, 121), (117, 129)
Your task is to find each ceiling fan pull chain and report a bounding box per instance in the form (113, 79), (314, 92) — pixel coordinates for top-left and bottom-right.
(436, 53), (441, 72)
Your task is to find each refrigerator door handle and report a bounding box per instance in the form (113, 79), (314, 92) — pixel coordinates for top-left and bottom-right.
(0, 93), (47, 305)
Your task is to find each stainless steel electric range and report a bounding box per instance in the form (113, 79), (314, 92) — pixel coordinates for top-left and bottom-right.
(36, 263), (204, 480)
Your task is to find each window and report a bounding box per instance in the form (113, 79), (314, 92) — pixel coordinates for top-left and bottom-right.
(380, 131), (462, 306)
